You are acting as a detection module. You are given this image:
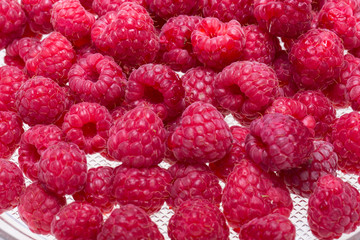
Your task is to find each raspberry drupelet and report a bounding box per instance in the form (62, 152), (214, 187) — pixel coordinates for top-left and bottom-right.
(0, 111), (24, 159)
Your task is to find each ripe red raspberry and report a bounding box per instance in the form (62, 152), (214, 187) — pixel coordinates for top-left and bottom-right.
(159, 15), (202, 72)
(38, 142), (87, 195)
(280, 140), (338, 198)
(191, 18), (245, 69)
(0, 111), (23, 159)
(222, 159), (293, 232)
(168, 199), (229, 240)
(97, 204), (164, 240)
(18, 124), (63, 181)
(18, 182), (66, 235)
(125, 64), (185, 121)
(146, 0), (199, 19)
(5, 37), (41, 70)
(168, 102), (233, 164)
(25, 32), (76, 85)
(92, 0), (145, 16)
(308, 175), (360, 239)
(51, 202), (103, 240)
(62, 102), (112, 154)
(0, 160), (25, 214)
(209, 126), (249, 181)
(289, 29), (345, 90)
(166, 163), (222, 209)
(91, 2), (159, 68)
(214, 61), (280, 125)
(239, 213), (296, 240)
(68, 53), (126, 109)
(51, 0), (95, 47)
(73, 166), (115, 213)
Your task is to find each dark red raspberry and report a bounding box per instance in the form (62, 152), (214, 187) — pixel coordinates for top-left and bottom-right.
(68, 53), (126, 109)
(166, 163), (222, 209)
(51, 0), (95, 47)
(222, 159), (293, 232)
(92, 0), (145, 16)
(112, 165), (171, 214)
(97, 204), (164, 240)
(214, 61), (280, 125)
(18, 182), (66, 235)
(239, 213), (296, 240)
(280, 140), (338, 198)
(0, 160), (24, 214)
(159, 15), (202, 72)
(5, 37), (41, 70)
(0, 111), (23, 159)
(51, 202), (103, 240)
(146, 0), (199, 19)
(246, 113), (314, 171)
(209, 126), (249, 181)
(125, 63), (185, 121)
(18, 124), (63, 181)
(289, 28), (345, 90)
(62, 102), (112, 154)
(168, 102), (233, 164)
(38, 142), (87, 195)
(91, 2), (159, 68)
(308, 175), (360, 239)
(168, 199), (229, 240)
(73, 166), (115, 213)
(191, 17), (245, 69)
(15, 76), (67, 126)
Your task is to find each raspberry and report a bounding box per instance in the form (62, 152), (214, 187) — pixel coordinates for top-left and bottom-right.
(166, 163), (222, 209)
(168, 102), (233, 164)
(0, 160), (25, 214)
(191, 17), (245, 69)
(51, 202), (103, 240)
(239, 213), (296, 240)
(159, 15), (202, 72)
(112, 165), (171, 214)
(18, 124), (63, 181)
(68, 53), (126, 109)
(25, 32), (76, 85)
(107, 106), (166, 168)
(92, 0), (145, 16)
(15, 76), (67, 126)
(289, 28), (345, 90)
(125, 63), (185, 121)
(62, 102), (112, 154)
(254, 0), (312, 38)
(51, 0), (95, 47)
(214, 61), (280, 125)
(73, 166), (115, 213)
(280, 140), (338, 198)
(209, 126), (249, 181)
(168, 199), (229, 240)
(38, 142), (87, 195)
(18, 182), (66, 235)
(344, 54), (360, 110)
(308, 175), (360, 239)
(97, 204), (164, 240)
(0, 111), (23, 159)
(0, 66), (26, 111)
(91, 2), (159, 68)
(5, 37), (41, 70)
(145, 0), (199, 19)
(222, 159), (293, 232)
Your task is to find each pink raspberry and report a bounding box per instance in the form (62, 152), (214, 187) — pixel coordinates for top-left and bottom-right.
(125, 63), (185, 121)
(222, 159), (293, 232)
(191, 17), (245, 69)
(168, 199), (229, 240)
(168, 102), (233, 164)
(68, 53), (126, 109)
(51, 202), (103, 240)
(146, 0), (199, 19)
(0, 111), (23, 159)
(5, 37), (41, 70)
(91, 2), (159, 68)
(25, 32), (76, 85)
(92, 0), (145, 16)
(97, 204), (164, 240)
(18, 182), (66, 235)
(239, 214), (296, 240)
(62, 102), (112, 154)
(166, 163), (222, 209)
(38, 142), (87, 195)
(308, 175), (360, 239)
(159, 15), (202, 72)
(18, 124), (63, 181)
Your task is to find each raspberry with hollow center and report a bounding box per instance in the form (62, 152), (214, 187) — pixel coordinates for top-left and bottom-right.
(5, 37), (41, 70)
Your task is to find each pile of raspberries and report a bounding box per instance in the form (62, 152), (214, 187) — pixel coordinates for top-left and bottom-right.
(2, 0), (360, 239)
